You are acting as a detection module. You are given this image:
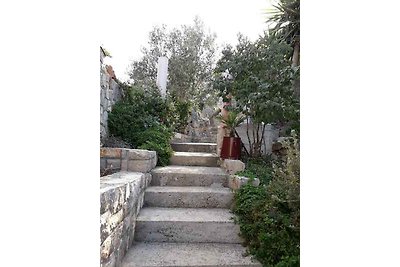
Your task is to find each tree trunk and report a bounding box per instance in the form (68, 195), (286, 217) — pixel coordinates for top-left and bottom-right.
(292, 40), (300, 67)
(292, 39), (300, 99)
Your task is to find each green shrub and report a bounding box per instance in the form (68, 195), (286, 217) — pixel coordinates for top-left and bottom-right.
(233, 132), (300, 267)
(108, 85), (174, 166)
(108, 86), (170, 146)
(137, 124), (173, 166)
(246, 158), (274, 185)
(173, 99), (191, 133)
(238, 157), (274, 186)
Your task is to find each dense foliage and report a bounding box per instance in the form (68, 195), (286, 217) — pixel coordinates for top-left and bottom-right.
(233, 132), (300, 266)
(266, 0), (300, 67)
(137, 124), (174, 166)
(214, 34), (299, 157)
(168, 96), (192, 134)
(108, 85), (173, 166)
(236, 157), (274, 186)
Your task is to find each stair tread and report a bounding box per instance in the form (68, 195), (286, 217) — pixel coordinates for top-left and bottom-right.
(121, 242), (261, 267)
(171, 142), (217, 146)
(173, 151), (218, 157)
(137, 207), (235, 222)
(146, 186), (232, 194)
(152, 166), (226, 175)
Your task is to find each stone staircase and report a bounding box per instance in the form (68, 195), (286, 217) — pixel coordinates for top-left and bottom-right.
(121, 142), (261, 267)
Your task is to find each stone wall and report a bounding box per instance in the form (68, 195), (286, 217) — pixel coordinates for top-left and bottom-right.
(100, 51), (123, 144)
(101, 148), (157, 173)
(100, 171), (151, 267)
(100, 148), (157, 266)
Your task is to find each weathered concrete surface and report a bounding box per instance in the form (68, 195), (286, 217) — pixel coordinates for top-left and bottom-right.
(171, 142), (217, 153)
(135, 207), (242, 243)
(170, 152), (219, 167)
(121, 242), (262, 267)
(151, 166), (228, 187)
(144, 186), (234, 208)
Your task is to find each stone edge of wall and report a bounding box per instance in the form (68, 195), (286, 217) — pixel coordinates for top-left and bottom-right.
(220, 159), (260, 190)
(101, 148), (157, 173)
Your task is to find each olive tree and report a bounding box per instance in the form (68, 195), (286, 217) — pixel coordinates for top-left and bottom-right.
(128, 17), (218, 108)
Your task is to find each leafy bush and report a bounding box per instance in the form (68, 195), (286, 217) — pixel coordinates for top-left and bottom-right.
(245, 158), (274, 186)
(108, 85), (174, 166)
(108, 86), (169, 145)
(138, 124), (173, 166)
(233, 132), (300, 266)
(170, 98), (191, 133)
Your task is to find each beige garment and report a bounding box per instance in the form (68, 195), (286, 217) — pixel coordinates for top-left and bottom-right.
(216, 124), (230, 157)
(215, 102), (231, 156)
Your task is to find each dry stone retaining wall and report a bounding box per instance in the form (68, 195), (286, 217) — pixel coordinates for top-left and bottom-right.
(101, 148), (157, 173)
(100, 58), (123, 143)
(100, 148), (157, 266)
(100, 172), (151, 267)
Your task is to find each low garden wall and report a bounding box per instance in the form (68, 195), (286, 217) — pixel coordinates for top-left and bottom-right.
(100, 148), (157, 267)
(222, 159), (260, 190)
(100, 148), (157, 173)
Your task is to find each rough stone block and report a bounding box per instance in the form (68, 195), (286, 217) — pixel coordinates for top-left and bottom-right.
(108, 209), (124, 232)
(144, 173), (152, 187)
(128, 159), (153, 173)
(100, 158), (107, 170)
(228, 175), (260, 190)
(100, 210), (111, 244)
(101, 234), (113, 261)
(108, 188), (122, 214)
(100, 191), (108, 214)
(101, 254), (116, 267)
(120, 159), (128, 171)
(120, 149), (128, 159)
(101, 148), (122, 158)
(106, 159), (121, 170)
(222, 159), (245, 174)
(127, 149), (156, 160)
(152, 155), (158, 168)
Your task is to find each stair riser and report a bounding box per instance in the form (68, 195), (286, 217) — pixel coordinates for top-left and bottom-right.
(151, 173), (228, 187)
(134, 221), (242, 243)
(192, 138), (218, 143)
(171, 143), (217, 153)
(170, 155), (219, 167)
(144, 191), (233, 208)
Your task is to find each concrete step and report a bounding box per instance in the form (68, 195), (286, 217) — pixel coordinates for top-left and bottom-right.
(192, 137), (218, 143)
(151, 166), (228, 187)
(171, 142), (217, 153)
(121, 242), (262, 267)
(170, 152), (219, 167)
(134, 207), (242, 243)
(144, 186), (234, 208)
